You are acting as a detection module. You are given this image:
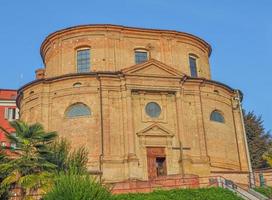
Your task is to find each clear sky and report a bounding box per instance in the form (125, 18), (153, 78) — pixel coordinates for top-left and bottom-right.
(0, 0), (271, 131)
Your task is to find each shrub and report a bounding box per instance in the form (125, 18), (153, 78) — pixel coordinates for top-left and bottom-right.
(43, 172), (111, 200)
(254, 186), (272, 198)
(43, 138), (88, 174)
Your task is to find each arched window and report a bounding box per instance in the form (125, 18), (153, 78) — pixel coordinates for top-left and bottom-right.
(210, 110), (225, 123)
(135, 49), (148, 64)
(189, 54), (198, 77)
(73, 82), (82, 88)
(76, 48), (90, 73)
(65, 103), (91, 118)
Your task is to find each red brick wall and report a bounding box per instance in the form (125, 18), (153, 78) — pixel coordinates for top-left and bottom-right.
(0, 89), (17, 147)
(111, 174), (200, 194)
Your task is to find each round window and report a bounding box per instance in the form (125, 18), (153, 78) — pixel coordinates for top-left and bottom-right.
(145, 102), (161, 118)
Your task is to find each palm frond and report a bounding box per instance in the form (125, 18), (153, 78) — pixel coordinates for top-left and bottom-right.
(1, 170), (20, 187)
(29, 123), (45, 139)
(4, 132), (20, 144)
(0, 126), (10, 135)
(10, 121), (29, 138)
(0, 150), (8, 163)
(41, 132), (58, 143)
(0, 163), (15, 174)
(19, 172), (54, 195)
(19, 174), (40, 189)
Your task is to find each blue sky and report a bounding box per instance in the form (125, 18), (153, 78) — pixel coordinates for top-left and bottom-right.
(0, 0), (271, 131)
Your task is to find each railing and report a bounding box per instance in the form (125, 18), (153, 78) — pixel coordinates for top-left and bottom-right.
(217, 176), (268, 200)
(254, 170), (272, 187)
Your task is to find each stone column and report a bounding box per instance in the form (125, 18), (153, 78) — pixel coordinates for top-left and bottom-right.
(195, 88), (209, 159)
(188, 84), (210, 176)
(126, 89), (136, 159)
(175, 90), (185, 175)
(125, 89), (139, 179)
(232, 99), (250, 171)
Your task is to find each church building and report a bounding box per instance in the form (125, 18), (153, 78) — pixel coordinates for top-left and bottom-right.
(17, 24), (251, 184)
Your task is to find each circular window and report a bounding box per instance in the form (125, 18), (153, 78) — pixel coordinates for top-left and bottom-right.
(145, 102), (161, 118)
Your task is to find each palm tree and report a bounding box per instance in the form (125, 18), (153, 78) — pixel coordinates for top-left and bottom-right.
(0, 149), (10, 200)
(44, 138), (88, 174)
(0, 121), (57, 199)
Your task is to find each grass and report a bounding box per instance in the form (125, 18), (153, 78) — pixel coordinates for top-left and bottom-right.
(254, 186), (272, 198)
(112, 187), (243, 200)
(42, 171), (244, 200)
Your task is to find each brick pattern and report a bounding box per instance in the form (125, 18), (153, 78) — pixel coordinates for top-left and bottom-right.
(18, 25), (250, 183)
(41, 25), (211, 79)
(112, 174), (200, 194)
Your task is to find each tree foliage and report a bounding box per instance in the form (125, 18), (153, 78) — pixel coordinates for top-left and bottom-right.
(0, 149), (9, 200)
(254, 186), (272, 198)
(44, 138), (88, 174)
(0, 121), (58, 198)
(244, 110), (271, 169)
(0, 120), (90, 199)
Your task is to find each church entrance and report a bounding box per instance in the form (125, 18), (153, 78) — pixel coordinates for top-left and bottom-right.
(146, 147), (167, 180)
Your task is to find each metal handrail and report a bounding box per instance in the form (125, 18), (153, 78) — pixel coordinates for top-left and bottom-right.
(217, 176), (268, 200)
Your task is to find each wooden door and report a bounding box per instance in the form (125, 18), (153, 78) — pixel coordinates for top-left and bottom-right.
(146, 147), (166, 180)
(147, 156), (157, 179)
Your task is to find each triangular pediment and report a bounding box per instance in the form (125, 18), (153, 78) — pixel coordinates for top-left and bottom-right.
(121, 59), (184, 78)
(137, 123), (174, 137)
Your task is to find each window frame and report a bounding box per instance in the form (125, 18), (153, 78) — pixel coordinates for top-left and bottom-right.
(188, 54), (198, 78)
(65, 103), (91, 119)
(145, 102), (162, 118)
(75, 47), (91, 73)
(73, 82), (82, 88)
(210, 110), (225, 123)
(134, 48), (149, 64)
(5, 107), (18, 121)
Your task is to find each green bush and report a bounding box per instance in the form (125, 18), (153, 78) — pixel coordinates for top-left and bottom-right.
(43, 138), (88, 174)
(43, 172), (111, 200)
(254, 186), (272, 198)
(113, 187), (243, 200)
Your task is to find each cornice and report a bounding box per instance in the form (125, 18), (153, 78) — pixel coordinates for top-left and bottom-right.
(40, 24), (212, 63)
(17, 71), (237, 108)
(0, 100), (16, 106)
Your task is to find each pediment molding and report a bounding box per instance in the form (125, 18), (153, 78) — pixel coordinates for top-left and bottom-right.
(121, 59), (185, 78)
(136, 123), (174, 137)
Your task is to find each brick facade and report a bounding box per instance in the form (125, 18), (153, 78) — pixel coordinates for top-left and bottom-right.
(17, 24), (251, 183)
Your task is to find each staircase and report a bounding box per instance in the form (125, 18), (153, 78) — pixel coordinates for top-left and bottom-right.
(112, 175), (269, 200)
(217, 177), (269, 200)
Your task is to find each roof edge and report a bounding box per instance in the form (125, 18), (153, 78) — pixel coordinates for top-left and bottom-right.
(0, 88), (17, 91)
(40, 24), (212, 63)
(17, 72), (238, 108)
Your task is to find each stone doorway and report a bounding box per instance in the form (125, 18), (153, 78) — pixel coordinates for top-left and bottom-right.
(147, 147), (167, 180)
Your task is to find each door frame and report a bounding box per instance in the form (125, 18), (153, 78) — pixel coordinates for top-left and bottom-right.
(146, 147), (167, 180)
